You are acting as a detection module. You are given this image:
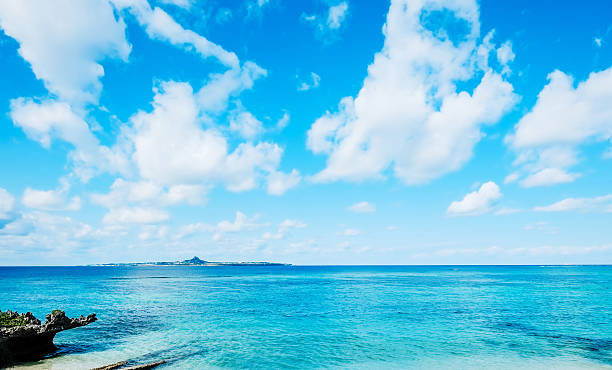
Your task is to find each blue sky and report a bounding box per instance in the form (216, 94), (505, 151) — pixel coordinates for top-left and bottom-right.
(0, 0), (611, 265)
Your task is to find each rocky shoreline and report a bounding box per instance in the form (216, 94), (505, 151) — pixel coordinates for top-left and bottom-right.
(0, 309), (97, 367)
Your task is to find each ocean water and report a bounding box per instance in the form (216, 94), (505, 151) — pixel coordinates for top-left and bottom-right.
(1, 265), (612, 369)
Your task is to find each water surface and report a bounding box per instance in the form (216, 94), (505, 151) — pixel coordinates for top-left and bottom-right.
(1, 265), (611, 369)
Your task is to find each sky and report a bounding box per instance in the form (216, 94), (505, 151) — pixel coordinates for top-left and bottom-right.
(0, 0), (611, 266)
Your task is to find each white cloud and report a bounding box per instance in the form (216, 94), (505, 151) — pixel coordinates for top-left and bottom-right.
(9, 98), (130, 181)
(266, 169), (301, 195)
(520, 168), (579, 188)
(164, 184), (208, 205)
(6, 0), (283, 204)
(0, 211), (92, 243)
(138, 225), (169, 241)
(0, 0), (130, 105)
(91, 179), (207, 208)
(327, 2), (348, 29)
(0, 188), (16, 221)
(447, 181), (502, 216)
(534, 195), (612, 212)
(261, 218), (307, 241)
(496, 40), (515, 75)
(102, 207), (169, 224)
(22, 186), (81, 211)
(301, 1), (349, 37)
(111, 0), (238, 68)
(507, 68), (612, 186)
(175, 222), (214, 240)
(510, 69), (612, 147)
(197, 62), (267, 115)
(177, 212), (288, 242)
(348, 201), (375, 213)
(307, 0), (517, 184)
(229, 110), (264, 139)
(213, 211), (261, 240)
(126, 81), (284, 190)
(297, 72), (321, 91)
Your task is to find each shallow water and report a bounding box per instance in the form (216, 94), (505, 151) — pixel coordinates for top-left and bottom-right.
(1, 265), (611, 369)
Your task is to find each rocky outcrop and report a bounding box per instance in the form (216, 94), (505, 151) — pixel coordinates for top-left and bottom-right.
(0, 310), (97, 366)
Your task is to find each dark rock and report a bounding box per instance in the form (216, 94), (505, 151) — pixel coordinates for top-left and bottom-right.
(0, 309), (97, 366)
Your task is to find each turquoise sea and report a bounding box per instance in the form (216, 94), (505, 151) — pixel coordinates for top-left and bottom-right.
(1, 265), (612, 369)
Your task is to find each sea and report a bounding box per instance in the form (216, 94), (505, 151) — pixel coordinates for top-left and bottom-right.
(1, 265), (611, 369)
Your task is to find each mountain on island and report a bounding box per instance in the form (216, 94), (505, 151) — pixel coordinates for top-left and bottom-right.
(180, 256), (208, 265)
(91, 256), (290, 267)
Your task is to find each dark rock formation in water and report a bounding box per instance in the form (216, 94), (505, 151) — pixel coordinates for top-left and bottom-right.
(0, 309), (97, 366)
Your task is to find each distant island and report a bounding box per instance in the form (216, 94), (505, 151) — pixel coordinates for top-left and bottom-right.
(90, 256), (291, 267)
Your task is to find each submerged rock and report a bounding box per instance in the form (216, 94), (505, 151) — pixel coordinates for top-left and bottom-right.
(0, 309), (97, 366)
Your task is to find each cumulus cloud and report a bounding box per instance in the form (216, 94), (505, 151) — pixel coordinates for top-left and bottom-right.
(229, 110), (264, 139)
(125, 81), (284, 191)
(266, 170), (301, 195)
(297, 72), (321, 91)
(6, 0), (292, 205)
(507, 67), (612, 186)
(0, 0), (130, 105)
(0, 212), (90, 243)
(197, 62), (267, 116)
(496, 40), (515, 75)
(447, 181), (502, 216)
(534, 195), (612, 212)
(348, 201), (375, 213)
(307, 0), (517, 184)
(9, 98), (130, 180)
